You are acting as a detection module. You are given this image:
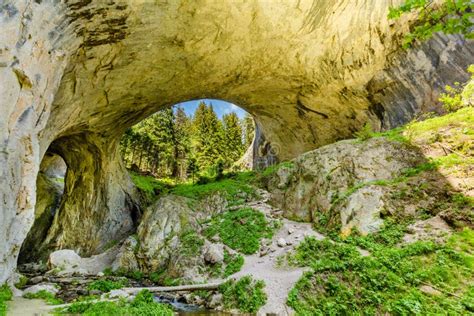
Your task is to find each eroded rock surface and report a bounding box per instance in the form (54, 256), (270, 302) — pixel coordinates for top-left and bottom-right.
(1, 0), (473, 283)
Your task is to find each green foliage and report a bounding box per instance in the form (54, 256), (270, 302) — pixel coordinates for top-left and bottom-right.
(0, 284), (12, 316)
(354, 122), (375, 140)
(14, 276), (28, 289)
(172, 176), (256, 207)
(129, 171), (171, 200)
(59, 290), (173, 316)
(219, 276), (267, 313)
(223, 252), (244, 277)
(439, 65), (474, 112)
(180, 230), (204, 258)
(87, 279), (129, 292)
(24, 290), (63, 305)
(388, 0), (474, 48)
(288, 225), (474, 315)
(204, 207), (276, 254)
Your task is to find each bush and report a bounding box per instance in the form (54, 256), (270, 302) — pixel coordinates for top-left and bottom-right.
(204, 207), (276, 254)
(0, 284), (12, 316)
(354, 122), (374, 140)
(219, 276), (267, 313)
(87, 279), (129, 292)
(439, 65), (474, 112)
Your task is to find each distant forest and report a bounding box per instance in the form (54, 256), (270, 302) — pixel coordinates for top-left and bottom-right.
(120, 101), (255, 180)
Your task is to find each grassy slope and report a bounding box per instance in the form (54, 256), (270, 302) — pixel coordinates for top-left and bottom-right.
(288, 107), (474, 314)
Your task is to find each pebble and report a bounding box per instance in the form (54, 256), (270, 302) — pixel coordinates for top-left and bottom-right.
(277, 238), (287, 247)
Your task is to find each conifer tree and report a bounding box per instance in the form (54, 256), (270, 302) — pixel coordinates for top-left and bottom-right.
(223, 112), (244, 166)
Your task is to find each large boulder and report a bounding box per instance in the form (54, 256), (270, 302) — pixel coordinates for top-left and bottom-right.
(48, 247), (119, 275)
(266, 138), (426, 234)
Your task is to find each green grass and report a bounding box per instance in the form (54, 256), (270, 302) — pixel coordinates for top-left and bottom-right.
(87, 279), (129, 292)
(224, 253), (244, 277)
(219, 276), (267, 313)
(204, 207), (277, 254)
(373, 106), (474, 143)
(57, 289), (173, 315)
(0, 284), (12, 316)
(180, 230), (205, 258)
(23, 290), (63, 305)
(288, 224), (474, 315)
(172, 177), (256, 207)
(129, 171), (171, 200)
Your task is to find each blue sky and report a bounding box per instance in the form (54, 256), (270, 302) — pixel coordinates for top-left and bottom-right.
(174, 99), (248, 119)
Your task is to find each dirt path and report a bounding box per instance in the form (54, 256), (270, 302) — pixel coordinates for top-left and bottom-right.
(7, 296), (51, 316)
(231, 189), (323, 315)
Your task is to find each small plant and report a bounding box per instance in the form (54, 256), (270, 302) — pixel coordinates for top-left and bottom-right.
(14, 276), (28, 289)
(354, 122), (374, 140)
(0, 284), (12, 316)
(23, 290), (63, 305)
(87, 279), (129, 292)
(223, 253), (244, 277)
(439, 65), (474, 112)
(219, 276), (267, 313)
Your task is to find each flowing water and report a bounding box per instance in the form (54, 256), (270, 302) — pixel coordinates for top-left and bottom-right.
(155, 295), (233, 315)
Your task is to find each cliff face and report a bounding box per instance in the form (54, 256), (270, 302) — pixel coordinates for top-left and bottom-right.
(0, 0), (473, 283)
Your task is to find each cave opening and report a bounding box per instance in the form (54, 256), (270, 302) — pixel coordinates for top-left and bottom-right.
(18, 150), (67, 265)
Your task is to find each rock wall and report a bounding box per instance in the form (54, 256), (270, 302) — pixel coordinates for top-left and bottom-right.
(1, 0), (473, 283)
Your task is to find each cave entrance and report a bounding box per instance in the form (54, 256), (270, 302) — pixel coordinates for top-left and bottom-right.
(119, 99), (259, 183)
(18, 150), (67, 265)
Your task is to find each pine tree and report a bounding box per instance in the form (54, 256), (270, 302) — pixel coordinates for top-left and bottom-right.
(223, 112), (244, 166)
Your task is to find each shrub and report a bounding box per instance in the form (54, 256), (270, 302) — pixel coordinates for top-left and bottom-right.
(87, 279), (129, 292)
(354, 122), (374, 140)
(204, 208), (276, 254)
(0, 284), (12, 316)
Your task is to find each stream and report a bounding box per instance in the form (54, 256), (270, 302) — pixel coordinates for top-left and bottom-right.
(155, 295), (232, 315)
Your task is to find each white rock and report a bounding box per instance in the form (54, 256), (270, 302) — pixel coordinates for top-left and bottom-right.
(277, 238), (287, 247)
(208, 293), (223, 309)
(287, 227), (295, 235)
(48, 250), (81, 269)
(203, 242), (225, 264)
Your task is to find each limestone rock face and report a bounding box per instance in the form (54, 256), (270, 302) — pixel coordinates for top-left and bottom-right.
(1, 0), (473, 282)
(266, 138), (425, 234)
(136, 195), (199, 273)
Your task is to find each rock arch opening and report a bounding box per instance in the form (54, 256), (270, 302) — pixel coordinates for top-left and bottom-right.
(118, 99), (278, 182)
(18, 150), (67, 265)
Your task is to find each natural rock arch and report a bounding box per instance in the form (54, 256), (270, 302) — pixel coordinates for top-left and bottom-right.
(1, 0), (473, 283)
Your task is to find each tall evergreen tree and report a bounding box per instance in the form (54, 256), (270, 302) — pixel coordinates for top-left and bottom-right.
(223, 112), (244, 166)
